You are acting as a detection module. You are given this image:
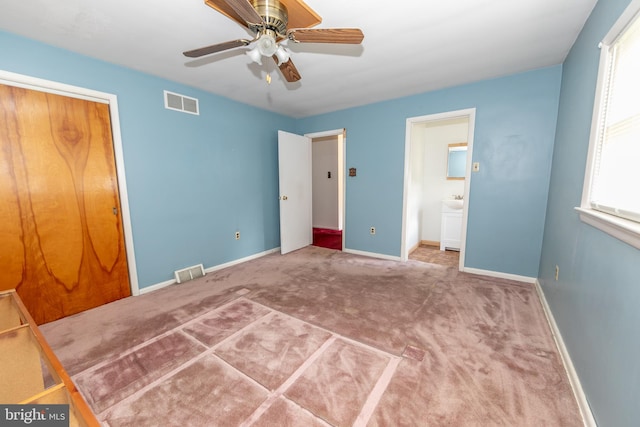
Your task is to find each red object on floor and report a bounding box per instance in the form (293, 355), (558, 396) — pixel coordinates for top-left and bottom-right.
(313, 228), (342, 250)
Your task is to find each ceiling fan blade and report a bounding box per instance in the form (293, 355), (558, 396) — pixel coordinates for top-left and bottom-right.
(287, 28), (364, 44)
(183, 39), (251, 58)
(223, 0), (264, 26)
(273, 56), (301, 82)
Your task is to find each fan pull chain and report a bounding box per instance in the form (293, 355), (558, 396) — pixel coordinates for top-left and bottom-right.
(266, 73), (272, 84)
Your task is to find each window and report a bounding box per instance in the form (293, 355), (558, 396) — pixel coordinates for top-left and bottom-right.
(578, 1), (640, 249)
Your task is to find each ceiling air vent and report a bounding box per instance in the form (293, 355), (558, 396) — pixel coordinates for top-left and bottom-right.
(174, 264), (205, 284)
(164, 90), (199, 115)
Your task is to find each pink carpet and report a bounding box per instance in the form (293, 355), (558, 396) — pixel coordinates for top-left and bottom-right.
(40, 246), (583, 426)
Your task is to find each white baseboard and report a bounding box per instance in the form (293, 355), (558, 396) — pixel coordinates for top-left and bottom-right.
(138, 278), (175, 295)
(534, 280), (596, 427)
(138, 248), (281, 295)
(343, 248), (402, 262)
(462, 267), (536, 284)
(203, 248), (280, 274)
(408, 241), (421, 254)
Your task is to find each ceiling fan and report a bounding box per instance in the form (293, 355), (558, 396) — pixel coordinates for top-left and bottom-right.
(183, 0), (364, 82)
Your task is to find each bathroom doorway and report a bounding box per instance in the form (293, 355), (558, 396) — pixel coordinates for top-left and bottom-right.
(400, 108), (476, 269)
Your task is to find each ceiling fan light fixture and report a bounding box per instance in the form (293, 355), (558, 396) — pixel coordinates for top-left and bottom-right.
(184, 0), (364, 83)
(246, 45), (263, 65)
(257, 32), (278, 57)
(275, 45), (290, 64)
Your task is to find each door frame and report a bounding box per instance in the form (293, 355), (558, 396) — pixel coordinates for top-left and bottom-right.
(0, 70), (140, 295)
(400, 108), (476, 270)
(305, 129), (346, 250)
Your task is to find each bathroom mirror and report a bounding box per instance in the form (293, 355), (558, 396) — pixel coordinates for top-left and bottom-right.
(447, 143), (467, 180)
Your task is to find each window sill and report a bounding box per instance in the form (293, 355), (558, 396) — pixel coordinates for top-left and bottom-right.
(575, 207), (640, 250)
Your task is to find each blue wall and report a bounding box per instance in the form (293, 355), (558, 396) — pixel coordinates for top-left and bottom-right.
(538, 0), (640, 425)
(0, 31), (296, 289)
(1, 30), (563, 288)
(299, 67), (562, 277)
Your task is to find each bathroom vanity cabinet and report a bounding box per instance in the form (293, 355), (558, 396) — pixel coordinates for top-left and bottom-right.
(440, 201), (463, 251)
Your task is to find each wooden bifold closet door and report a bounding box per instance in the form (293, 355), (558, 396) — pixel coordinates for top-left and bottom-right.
(0, 83), (131, 324)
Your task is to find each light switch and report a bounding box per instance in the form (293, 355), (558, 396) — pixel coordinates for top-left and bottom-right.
(472, 162), (480, 172)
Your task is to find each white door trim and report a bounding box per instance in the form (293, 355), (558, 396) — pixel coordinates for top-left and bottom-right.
(0, 70), (140, 296)
(305, 128), (346, 250)
(400, 108), (476, 271)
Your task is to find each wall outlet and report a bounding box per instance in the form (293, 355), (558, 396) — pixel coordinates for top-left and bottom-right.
(235, 231), (240, 240)
(555, 265), (559, 281)
(370, 226), (376, 235)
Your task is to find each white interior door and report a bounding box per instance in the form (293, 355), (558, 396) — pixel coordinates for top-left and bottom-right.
(278, 130), (312, 254)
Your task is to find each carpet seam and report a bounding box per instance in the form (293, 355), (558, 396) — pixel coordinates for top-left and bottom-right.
(71, 295), (249, 380)
(94, 305), (275, 421)
(353, 356), (402, 426)
(244, 297), (401, 360)
(238, 335), (338, 427)
(232, 298), (405, 425)
(96, 346), (218, 421)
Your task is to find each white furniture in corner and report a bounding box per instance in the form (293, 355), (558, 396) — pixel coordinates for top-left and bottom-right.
(440, 200), (463, 251)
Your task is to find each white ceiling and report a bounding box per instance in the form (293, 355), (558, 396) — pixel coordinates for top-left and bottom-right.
(0, 0), (597, 118)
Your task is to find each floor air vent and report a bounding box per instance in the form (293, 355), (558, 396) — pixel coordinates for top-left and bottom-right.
(174, 264), (205, 284)
(164, 90), (199, 115)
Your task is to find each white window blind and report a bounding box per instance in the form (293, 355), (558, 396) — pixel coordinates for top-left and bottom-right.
(590, 13), (640, 223)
